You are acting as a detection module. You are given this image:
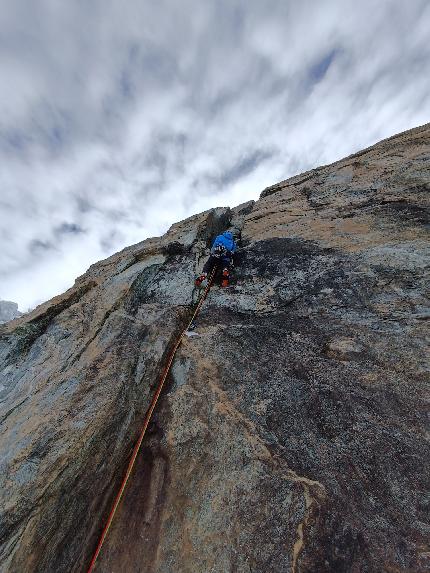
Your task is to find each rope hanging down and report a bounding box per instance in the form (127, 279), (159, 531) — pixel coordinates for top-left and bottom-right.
(87, 268), (216, 573)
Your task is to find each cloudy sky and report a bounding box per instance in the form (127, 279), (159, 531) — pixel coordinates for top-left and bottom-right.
(1, 0), (429, 310)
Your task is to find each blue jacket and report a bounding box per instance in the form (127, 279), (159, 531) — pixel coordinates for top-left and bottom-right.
(211, 231), (236, 255)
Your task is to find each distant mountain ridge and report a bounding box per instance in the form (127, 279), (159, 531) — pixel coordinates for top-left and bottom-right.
(0, 300), (22, 324)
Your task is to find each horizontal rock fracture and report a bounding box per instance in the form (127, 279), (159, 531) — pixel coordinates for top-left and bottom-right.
(86, 267), (217, 573)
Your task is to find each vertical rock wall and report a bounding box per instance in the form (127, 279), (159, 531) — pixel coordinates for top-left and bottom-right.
(0, 124), (429, 572)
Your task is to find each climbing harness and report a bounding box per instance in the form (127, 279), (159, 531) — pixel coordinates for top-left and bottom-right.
(86, 267), (216, 573)
(213, 244), (228, 258)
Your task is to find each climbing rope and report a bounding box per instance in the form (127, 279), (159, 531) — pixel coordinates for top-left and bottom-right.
(86, 268), (216, 573)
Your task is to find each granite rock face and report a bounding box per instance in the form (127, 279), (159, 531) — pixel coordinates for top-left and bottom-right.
(0, 301), (22, 325)
(0, 124), (429, 573)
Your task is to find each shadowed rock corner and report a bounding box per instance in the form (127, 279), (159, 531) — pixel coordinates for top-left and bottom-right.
(0, 123), (429, 573)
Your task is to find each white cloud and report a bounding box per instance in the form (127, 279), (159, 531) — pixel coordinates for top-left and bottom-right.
(0, 0), (429, 310)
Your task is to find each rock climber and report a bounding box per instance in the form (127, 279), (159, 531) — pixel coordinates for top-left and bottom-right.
(195, 230), (237, 288)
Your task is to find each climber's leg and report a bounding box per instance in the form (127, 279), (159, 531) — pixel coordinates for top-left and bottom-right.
(195, 256), (218, 286)
(219, 254), (233, 287)
(203, 255), (218, 275)
(221, 267), (230, 287)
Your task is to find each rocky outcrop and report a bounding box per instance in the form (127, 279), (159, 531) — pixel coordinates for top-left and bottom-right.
(0, 301), (22, 325)
(0, 124), (429, 573)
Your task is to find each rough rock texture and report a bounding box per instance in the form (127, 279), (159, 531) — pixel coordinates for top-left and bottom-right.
(0, 124), (429, 573)
(0, 301), (22, 325)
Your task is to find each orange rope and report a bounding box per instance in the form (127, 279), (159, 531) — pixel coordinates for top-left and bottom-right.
(87, 268), (216, 572)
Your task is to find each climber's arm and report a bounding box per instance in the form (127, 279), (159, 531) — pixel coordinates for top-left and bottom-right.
(211, 236), (221, 253)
